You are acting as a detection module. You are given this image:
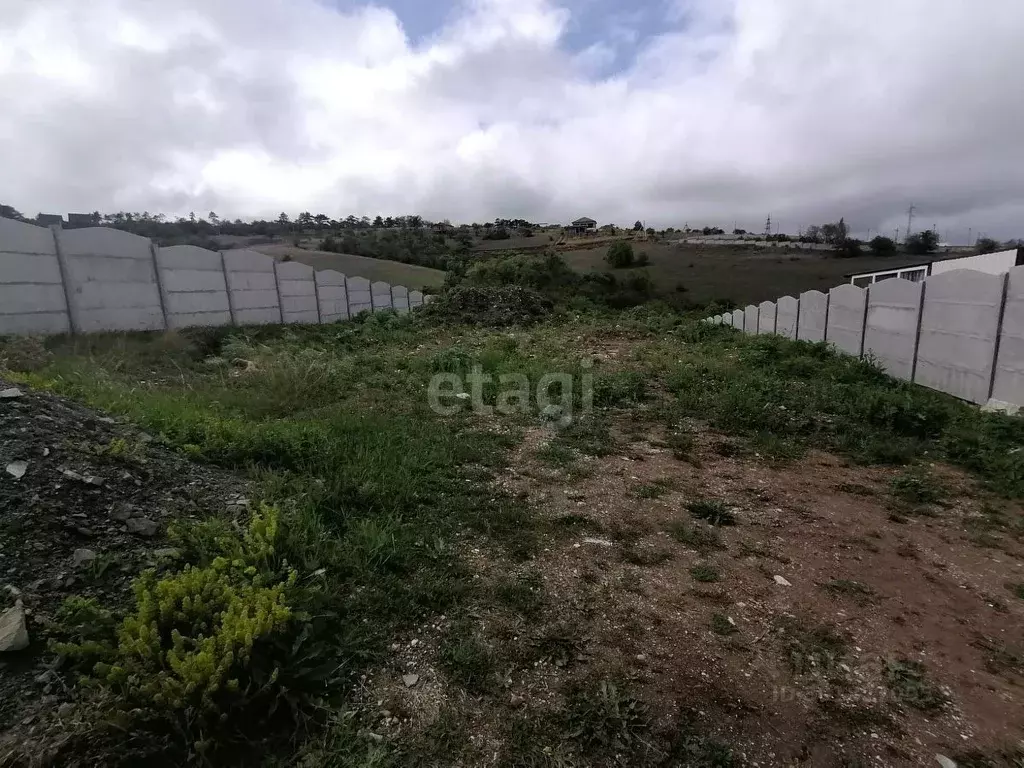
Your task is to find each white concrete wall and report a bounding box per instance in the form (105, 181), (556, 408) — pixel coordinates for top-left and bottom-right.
(991, 266), (1024, 409)
(275, 260), (320, 325)
(371, 281), (393, 310)
(315, 270), (349, 323)
(58, 227), (165, 332)
(0, 218), (70, 335)
(930, 248), (1019, 276)
(743, 304), (758, 334)
(391, 285), (410, 314)
(731, 308), (743, 329)
(862, 278), (922, 381)
(915, 269), (1005, 404)
(409, 290), (425, 309)
(347, 276), (372, 314)
(776, 296), (798, 339)
(223, 249), (282, 326)
(797, 290), (827, 342)
(757, 301), (776, 335)
(826, 284), (867, 356)
(155, 245), (232, 329)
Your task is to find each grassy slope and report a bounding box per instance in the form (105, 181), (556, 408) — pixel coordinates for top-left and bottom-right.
(560, 243), (942, 305)
(3, 310), (1024, 765)
(254, 244), (446, 288)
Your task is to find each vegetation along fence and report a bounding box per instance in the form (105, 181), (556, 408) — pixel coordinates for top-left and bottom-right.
(0, 216), (427, 336)
(705, 267), (1024, 412)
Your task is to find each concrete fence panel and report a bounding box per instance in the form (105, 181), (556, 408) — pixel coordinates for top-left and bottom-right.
(371, 281), (393, 310)
(826, 284), (867, 356)
(155, 245), (232, 329)
(776, 296), (798, 339)
(391, 285), (410, 314)
(409, 290), (424, 308)
(315, 270), (349, 323)
(58, 227), (165, 332)
(990, 266), (1024, 410)
(797, 290), (828, 342)
(275, 260), (319, 325)
(743, 305), (758, 334)
(915, 269), (1006, 404)
(862, 278), (923, 381)
(222, 249), (282, 325)
(0, 218), (70, 335)
(731, 308), (743, 329)
(757, 301), (777, 335)
(347, 276), (373, 315)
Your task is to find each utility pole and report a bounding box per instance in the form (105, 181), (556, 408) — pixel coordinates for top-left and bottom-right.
(906, 205), (915, 242)
(968, 227), (972, 247)
(894, 227), (900, 243)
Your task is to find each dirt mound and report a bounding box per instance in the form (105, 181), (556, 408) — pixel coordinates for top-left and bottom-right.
(0, 377), (247, 734)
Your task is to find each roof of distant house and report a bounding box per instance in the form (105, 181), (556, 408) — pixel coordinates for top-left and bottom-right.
(35, 213), (64, 226)
(571, 217), (596, 226)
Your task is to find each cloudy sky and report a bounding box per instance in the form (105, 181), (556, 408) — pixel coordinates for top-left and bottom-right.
(1, 0), (1022, 240)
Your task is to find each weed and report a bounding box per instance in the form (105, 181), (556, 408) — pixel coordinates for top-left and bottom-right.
(890, 469), (947, 504)
(883, 658), (948, 712)
(634, 477), (675, 499)
(565, 679), (650, 754)
(780, 619), (849, 677)
(686, 499), (737, 526)
(554, 416), (618, 457)
(711, 613), (737, 636)
(1006, 582), (1024, 600)
(737, 540), (790, 563)
(495, 571), (546, 618)
(669, 521), (725, 554)
(822, 579), (877, 603)
(665, 429), (696, 460)
(690, 563), (721, 583)
(621, 544), (673, 566)
(440, 622), (496, 694)
(535, 442), (577, 468)
(836, 482), (875, 496)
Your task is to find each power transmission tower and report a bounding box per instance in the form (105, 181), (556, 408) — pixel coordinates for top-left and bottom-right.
(764, 214), (772, 240)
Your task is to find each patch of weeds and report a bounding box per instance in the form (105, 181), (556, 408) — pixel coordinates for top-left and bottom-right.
(593, 371), (646, 407)
(669, 521), (725, 554)
(621, 544), (673, 566)
(712, 440), (746, 458)
(883, 658), (948, 712)
(535, 442), (577, 468)
(663, 726), (736, 767)
(686, 499), (737, 526)
(738, 540), (790, 563)
(710, 613), (737, 636)
(608, 519), (649, 544)
(973, 636), (1024, 678)
(666, 429), (696, 461)
(1005, 582), (1024, 600)
(890, 469), (946, 505)
(440, 621), (496, 694)
(690, 563), (721, 583)
(780, 619), (849, 677)
(494, 571), (546, 618)
(530, 622), (587, 669)
(554, 513), (601, 532)
(565, 679), (650, 756)
(555, 417), (618, 458)
(895, 541), (919, 559)
(968, 531), (1003, 549)
(822, 579), (877, 603)
(634, 477), (676, 499)
(750, 431), (803, 461)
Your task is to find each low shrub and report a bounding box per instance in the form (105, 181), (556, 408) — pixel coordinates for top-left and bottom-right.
(421, 285), (554, 326)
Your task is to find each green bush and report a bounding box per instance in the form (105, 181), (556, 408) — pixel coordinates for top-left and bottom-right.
(606, 242), (635, 268)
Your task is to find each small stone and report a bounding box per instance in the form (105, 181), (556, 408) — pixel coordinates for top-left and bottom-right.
(402, 674), (420, 688)
(565, 489), (585, 500)
(935, 756), (957, 768)
(582, 537), (613, 547)
(5, 461), (27, 480)
(72, 549), (97, 567)
(126, 518), (159, 537)
(0, 388), (23, 399)
(0, 601), (29, 652)
(410, 638), (420, 647)
(367, 732), (384, 743)
(455, 392), (471, 400)
(774, 575), (792, 587)
(109, 505), (133, 522)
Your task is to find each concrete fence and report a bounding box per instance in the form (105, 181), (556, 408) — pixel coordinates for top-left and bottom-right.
(704, 268), (1024, 412)
(0, 216), (428, 336)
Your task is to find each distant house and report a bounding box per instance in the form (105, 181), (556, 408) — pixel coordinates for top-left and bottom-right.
(35, 213), (64, 228)
(566, 217), (597, 236)
(67, 213), (99, 228)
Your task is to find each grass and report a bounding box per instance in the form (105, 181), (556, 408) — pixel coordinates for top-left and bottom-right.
(1006, 582), (1024, 600)
(669, 521), (725, 553)
(690, 563), (721, 583)
(634, 477), (676, 499)
(883, 658), (948, 712)
(710, 613), (737, 636)
(781, 620), (849, 677)
(686, 499), (737, 526)
(822, 579), (877, 603)
(890, 469), (947, 504)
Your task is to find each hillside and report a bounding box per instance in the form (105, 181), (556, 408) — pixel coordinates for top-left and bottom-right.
(254, 244), (446, 289)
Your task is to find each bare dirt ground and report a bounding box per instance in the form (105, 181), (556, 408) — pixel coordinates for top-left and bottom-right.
(366, 421), (1024, 767)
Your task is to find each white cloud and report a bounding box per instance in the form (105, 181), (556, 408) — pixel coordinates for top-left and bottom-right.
(0, 0), (1022, 239)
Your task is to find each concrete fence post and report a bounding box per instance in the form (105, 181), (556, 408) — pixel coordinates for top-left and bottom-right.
(49, 224), (77, 334)
(272, 260), (285, 324)
(985, 272), (1012, 402)
(149, 241), (170, 330)
(219, 251), (236, 325)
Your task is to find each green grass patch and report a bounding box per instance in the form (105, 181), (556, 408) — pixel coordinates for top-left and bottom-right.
(690, 563), (721, 583)
(669, 521), (725, 554)
(686, 499), (737, 526)
(883, 658), (948, 712)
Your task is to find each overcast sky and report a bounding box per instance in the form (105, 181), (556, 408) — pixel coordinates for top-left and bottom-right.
(1, 0), (1022, 240)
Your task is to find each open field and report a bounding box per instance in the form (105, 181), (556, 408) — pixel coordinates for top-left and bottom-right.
(2, 310), (1023, 766)
(254, 244), (446, 288)
(560, 243), (941, 306)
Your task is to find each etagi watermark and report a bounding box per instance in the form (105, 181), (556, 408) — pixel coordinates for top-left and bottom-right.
(428, 361), (593, 424)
